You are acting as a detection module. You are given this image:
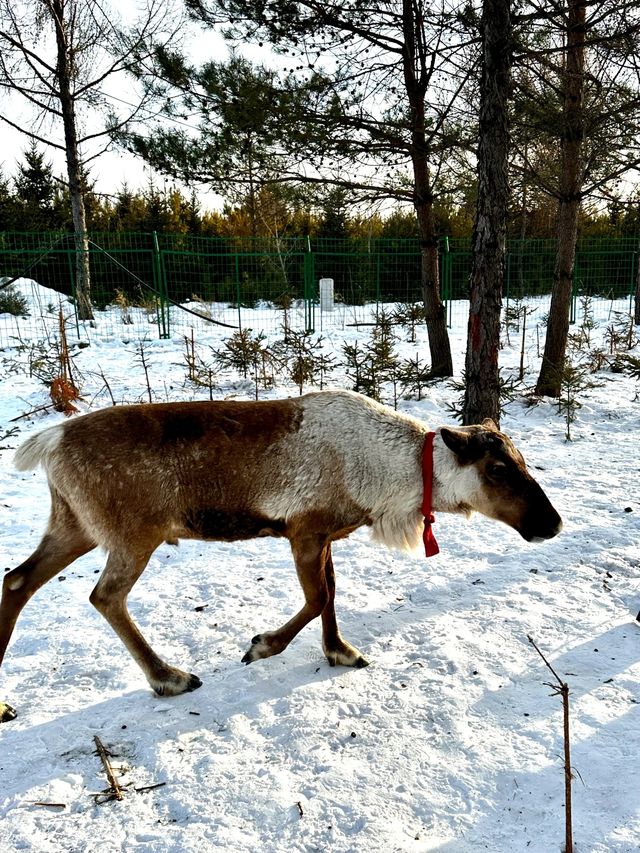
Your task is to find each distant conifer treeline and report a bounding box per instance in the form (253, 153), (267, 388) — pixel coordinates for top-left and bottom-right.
(2, 144), (639, 240)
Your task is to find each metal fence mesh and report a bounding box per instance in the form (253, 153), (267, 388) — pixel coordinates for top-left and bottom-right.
(0, 232), (637, 346)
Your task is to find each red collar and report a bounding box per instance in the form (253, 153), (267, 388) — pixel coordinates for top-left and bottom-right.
(421, 432), (440, 557)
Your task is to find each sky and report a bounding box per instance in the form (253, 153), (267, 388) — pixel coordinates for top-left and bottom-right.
(0, 1), (256, 212)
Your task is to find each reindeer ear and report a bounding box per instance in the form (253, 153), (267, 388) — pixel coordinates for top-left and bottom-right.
(481, 418), (499, 431)
(440, 427), (481, 464)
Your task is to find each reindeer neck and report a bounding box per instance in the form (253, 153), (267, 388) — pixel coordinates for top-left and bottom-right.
(430, 432), (477, 517)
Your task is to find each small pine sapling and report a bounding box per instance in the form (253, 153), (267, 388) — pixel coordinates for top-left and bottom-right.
(557, 362), (593, 441)
(612, 352), (640, 400)
(584, 347), (608, 374)
(0, 285), (29, 317)
(132, 339), (154, 403)
(317, 352), (336, 390)
(272, 328), (327, 395)
(398, 354), (432, 400)
(215, 330), (275, 399)
(274, 290), (294, 342)
(605, 311), (638, 354)
(503, 297), (525, 348)
(214, 330), (268, 380)
(568, 295), (596, 352)
(505, 300), (537, 380)
(183, 330), (217, 396)
(342, 340), (370, 396)
(362, 309), (400, 402)
(393, 301), (426, 343)
(251, 345), (275, 400)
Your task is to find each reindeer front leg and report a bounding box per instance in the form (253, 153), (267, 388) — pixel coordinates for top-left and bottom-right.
(242, 534), (368, 668)
(321, 546), (369, 668)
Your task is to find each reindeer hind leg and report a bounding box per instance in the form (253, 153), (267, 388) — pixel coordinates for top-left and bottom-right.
(0, 494), (97, 722)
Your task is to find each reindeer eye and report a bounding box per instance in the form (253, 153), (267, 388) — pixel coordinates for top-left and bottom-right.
(487, 461), (508, 480)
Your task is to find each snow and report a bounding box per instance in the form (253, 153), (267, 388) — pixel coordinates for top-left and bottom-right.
(0, 283), (639, 853)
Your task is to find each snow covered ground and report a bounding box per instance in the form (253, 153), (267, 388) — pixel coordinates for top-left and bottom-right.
(0, 283), (639, 853)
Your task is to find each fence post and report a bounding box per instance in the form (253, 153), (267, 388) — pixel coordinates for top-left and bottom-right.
(505, 247), (512, 324)
(65, 239), (81, 338)
(304, 236), (315, 332)
(441, 236), (452, 328)
(570, 247), (578, 325)
(234, 252), (242, 331)
(152, 232), (170, 339)
(630, 247), (637, 320)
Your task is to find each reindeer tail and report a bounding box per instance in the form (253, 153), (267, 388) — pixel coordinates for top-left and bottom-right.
(14, 424), (64, 472)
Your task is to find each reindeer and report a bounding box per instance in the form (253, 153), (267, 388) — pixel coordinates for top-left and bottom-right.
(0, 390), (562, 722)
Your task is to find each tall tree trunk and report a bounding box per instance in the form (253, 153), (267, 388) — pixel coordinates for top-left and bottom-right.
(52, 0), (93, 321)
(535, 0), (586, 397)
(463, 0), (512, 426)
(402, 0), (453, 378)
(415, 177), (453, 378)
(634, 241), (640, 325)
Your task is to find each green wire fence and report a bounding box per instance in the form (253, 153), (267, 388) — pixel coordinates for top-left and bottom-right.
(0, 232), (637, 346)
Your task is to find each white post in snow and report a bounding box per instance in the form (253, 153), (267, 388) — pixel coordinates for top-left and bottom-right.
(319, 278), (334, 313)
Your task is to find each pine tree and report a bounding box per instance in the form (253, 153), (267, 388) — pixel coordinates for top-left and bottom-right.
(13, 144), (58, 231)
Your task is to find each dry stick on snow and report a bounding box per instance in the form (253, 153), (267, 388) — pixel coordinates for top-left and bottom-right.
(29, 802), (67, 809)
(527, 635), (574, 853)
(9, 403), (55, 422)
(93, 735), (124, 802)
(134, 782), (167, 794)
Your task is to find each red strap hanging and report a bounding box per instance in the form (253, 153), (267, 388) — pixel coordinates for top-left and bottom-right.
(421, 432), (440, 557)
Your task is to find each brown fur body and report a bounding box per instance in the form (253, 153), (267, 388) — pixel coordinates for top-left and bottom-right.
(0, 391), (562, 722)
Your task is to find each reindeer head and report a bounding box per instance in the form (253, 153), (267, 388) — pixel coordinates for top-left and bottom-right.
(439, 420), (562, 542)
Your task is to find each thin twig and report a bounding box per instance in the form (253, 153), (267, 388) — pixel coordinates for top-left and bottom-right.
(29, 802), (66, 809)
(527, 635), (573, 853)
(96, 367), (116, 406)
(93, 735), (124, 802)
(134, 782), (167, 794)
(9, 403), (54, 422)
(527, 634), (565, 685)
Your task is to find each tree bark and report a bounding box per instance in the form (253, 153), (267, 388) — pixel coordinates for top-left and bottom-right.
(463, 0), (512, 426)
(402, 0), (453, 378)
(51, 0), (94, 321)
(535, 0), (586, 397)
(635, 241), (640, 325)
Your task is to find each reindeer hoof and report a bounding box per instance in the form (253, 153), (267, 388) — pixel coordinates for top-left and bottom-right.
(325, 643), (370, 669)
(242, 633), (274, 664)
(0, 702), (17, 723)
(152, 671), (202, 696)
(186, 674), (203, 692)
